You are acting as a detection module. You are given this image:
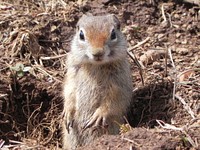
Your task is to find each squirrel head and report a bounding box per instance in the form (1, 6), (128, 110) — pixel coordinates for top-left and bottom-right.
(71, 14), (127, 65)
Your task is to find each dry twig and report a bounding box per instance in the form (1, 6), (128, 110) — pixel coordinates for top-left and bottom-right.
(128, 37), (150, 51)
(40, 54), (67, 60)
(122, 137), (141, 147)
(156, 120), (198, 148)
(32, 65), (62, 83)
(127, 37), (150, 86)
(161, 4), (167, 23)
(168, 47), (177, 101)
(175, 94), (196, 119)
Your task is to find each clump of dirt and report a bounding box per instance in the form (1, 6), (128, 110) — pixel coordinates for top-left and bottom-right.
(78, 127), (184, 150)
(0, 0), (199, 149)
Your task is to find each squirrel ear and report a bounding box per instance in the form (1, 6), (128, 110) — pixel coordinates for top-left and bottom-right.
(110, 14), (120, 29)
(85, 12), (93, 16)
(77, 13), (93, 28)
(80, 13), (93, 20)
(76, 14), (87, 29)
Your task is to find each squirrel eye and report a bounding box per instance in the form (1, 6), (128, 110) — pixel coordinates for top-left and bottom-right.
(79, 30), (85, 41)
(110, 29), (116, 40)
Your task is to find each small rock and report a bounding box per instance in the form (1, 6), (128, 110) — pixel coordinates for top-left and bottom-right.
(173, 24), (179, 28)
(175, 39), (181, 44)
(176, 33), (181, 38)
(176, 47), (189, 55)
(174, 14), (179, 19)
(153, 62), (163, 70)
(182, 12), (187, 16)
(196, 60), (200, 67)
(181, 39), (187, 44)
(182, 24), (187, 29)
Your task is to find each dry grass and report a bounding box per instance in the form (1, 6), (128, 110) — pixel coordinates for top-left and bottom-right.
(0, 0), (76, 149)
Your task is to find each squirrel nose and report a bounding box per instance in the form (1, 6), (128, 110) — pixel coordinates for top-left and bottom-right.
(92, 51), (104, 58)
(92, 51), (105, 61)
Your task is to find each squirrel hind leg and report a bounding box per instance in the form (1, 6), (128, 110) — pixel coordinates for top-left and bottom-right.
(62, 122), (78, 150)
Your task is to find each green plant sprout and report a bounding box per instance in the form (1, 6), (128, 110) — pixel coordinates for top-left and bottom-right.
(10, 62), (31, 77)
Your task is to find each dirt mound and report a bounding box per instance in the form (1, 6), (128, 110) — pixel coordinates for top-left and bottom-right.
(0, 0), (199, 149)
(79, 127), (183, 150)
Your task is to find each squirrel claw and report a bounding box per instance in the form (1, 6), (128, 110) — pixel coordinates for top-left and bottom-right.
(83, 117), (97, 130)
(82, 109), (108, 131)
(66, 119), (74, 133)
(63, 109), (75, 133)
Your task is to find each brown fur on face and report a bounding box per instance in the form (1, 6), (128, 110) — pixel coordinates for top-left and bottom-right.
(87, 28), (108, 51)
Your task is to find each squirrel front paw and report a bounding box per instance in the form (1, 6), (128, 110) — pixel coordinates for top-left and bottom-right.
(83, 107), (109, 130)
(63, 108), (75, 133)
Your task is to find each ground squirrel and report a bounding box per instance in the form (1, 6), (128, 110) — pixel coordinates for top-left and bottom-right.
(62, 14), (133, 150)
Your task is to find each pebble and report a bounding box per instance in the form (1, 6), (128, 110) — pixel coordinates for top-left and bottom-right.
(174, 14), (179, 19)
(176, 47), (189, 55)
(176, 33), (181, 38)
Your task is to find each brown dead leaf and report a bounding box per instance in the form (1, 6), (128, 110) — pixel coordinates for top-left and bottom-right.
(139, 50), (166, 66)
(178, 70), (195, 82)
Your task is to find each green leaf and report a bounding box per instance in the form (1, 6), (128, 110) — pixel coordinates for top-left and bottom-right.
(17, 71), (24, 77)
